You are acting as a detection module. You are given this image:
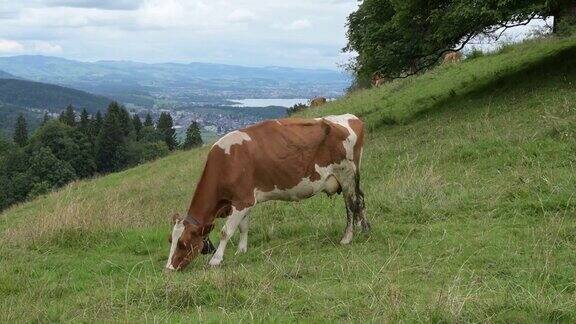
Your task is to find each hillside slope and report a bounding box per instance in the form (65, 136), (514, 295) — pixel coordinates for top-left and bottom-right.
(0, 78), (112, 114)
(1, 37), (575, 322)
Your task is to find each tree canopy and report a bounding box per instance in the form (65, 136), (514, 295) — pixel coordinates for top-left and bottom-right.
(345, 0), (575, 86)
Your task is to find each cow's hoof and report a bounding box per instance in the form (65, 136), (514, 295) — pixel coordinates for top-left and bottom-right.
(340, 238), (352, 245)
(236, 246), (247, 254)
(208, 258), (222, 267)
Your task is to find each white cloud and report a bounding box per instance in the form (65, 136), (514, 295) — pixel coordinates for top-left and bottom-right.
(275, 19), (312, 31)
(0, 39), (62, 54)
(0, 39), (25, 53)
(227, 8), (257, 23)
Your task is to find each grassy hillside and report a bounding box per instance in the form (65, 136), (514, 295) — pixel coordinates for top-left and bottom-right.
(1, 36), (575, 322)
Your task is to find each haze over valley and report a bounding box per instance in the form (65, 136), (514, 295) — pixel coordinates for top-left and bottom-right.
(0, 55), (350, 137)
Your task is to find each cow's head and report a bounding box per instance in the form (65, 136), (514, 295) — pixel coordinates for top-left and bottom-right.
(166, 213), (215, 271)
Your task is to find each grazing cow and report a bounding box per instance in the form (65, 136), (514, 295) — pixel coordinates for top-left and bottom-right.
(443, 51), (463, 64)
(166, 114), (368, 270)
(310, 97), (328, 108)
(371, 73), (389, 87)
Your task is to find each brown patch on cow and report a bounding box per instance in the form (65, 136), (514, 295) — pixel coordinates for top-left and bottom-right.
(371, 73), (390, 87)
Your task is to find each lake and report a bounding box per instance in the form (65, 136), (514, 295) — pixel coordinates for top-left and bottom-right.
(230, 98), (309, 108)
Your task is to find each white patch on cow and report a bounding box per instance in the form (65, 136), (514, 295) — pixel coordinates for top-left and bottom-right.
(213, 131), (252, 154)
(254, 161), (356, 203)
(166, 220), (185, 269)
(323, 114), (358, 160)
(209, 206), (250, 266)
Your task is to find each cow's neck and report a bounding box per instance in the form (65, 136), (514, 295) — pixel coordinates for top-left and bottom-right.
(186, 162), (221, 226)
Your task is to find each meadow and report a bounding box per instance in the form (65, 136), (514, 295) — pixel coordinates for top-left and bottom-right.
(1, 36), (575, 322)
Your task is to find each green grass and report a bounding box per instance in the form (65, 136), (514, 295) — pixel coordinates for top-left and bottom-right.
(1, 36), (576, 322)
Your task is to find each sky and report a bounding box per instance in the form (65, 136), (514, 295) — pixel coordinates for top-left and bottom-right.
(0, 0), (358, 69)
(0, 0), (552, 70)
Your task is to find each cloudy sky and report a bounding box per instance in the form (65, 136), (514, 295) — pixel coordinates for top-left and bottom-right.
(0, 0), (358, 69)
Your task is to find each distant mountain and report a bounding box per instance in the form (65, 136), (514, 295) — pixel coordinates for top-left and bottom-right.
(0, 70), (17, 79)
(0, 78), (112, 114)
(0, 55), (351, 108)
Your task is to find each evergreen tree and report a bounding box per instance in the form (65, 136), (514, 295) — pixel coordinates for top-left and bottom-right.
(144, 113), (154, 127)
(92, 111), (103, 138)
(95, 106), (125, 173)
(156, 112), (177, 151)
(106, 102), (132, 136)
(41, 112), (51, 126)
(60, 104), (76, 127)
(79, 108), (91, 135)
(13, 113), (28, 147)
(183, 121), (203, 149)
(132, 115), (143, 139)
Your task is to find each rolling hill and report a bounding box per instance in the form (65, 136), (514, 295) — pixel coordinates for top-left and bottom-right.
(0, 78), (112, 114)
(0, 70), (17, 79)
(1, 36), (575, 322)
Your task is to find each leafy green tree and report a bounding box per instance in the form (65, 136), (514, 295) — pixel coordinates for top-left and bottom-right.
(344, 0), (575, 85)
(156, 112), (177, 151)
(132, 115), (143, 139)
(25, 146), (76, 198)
(144, 113), (154, 127)
(60, 104), (76, 127)
(29, 120), (95, 178)
(13, 113), (28, 147)
(183, 121), (203, 149)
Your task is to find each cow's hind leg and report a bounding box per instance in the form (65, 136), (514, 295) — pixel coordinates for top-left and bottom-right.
(354, 177), (370, 233)
(236, 215), (250, 254)
(209, 206), (251, 267)
(339, 168), (369, 244)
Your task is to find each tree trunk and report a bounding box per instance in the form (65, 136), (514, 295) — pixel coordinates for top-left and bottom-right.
(553, 0), (576, 33)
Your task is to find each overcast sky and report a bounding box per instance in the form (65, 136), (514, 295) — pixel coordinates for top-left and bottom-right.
(0, 0), (359, 69)
(0, 0), (552, 69)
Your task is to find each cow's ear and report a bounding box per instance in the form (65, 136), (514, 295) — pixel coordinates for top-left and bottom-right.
(171, 213), (183, 225)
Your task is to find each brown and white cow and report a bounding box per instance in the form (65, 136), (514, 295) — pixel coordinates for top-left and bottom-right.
(309, 97), (328, 108)
(166, 114), (368, 270)
(443, 51), (463, 64)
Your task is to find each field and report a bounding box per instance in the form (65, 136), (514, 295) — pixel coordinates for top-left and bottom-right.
(1, 36), (576, 322)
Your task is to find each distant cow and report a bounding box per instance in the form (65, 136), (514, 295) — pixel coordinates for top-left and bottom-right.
(166, 114), (369, 270)
(371, 73), (389, 87)
(443, 51), (463, 64)
(310, 97), (328, 108)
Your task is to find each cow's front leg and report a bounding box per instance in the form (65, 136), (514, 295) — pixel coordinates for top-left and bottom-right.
(209, 207), (251, 267)
(236, 215), (250, 254)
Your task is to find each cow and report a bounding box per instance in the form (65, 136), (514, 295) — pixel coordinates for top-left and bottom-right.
(371, 73), (390, 87)
(443, 51), (463, 64)
(166, 114), (369, 270)
(309, 97), (328, 108)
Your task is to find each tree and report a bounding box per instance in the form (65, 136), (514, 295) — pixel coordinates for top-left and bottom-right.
(25, 147), (76, 198)
(95, 106), (125, 173)
(144, 113), (154, 127)
(41, 112), (51, 126)
(183, 121), (203, 149)
(13, 113), (28, 147)
(79, 108), (91, 135)
(344, 0), (575, 85)
(132, 115), (143, 139)
(156, 112), (177, 151)
(92, 111), (103, 139)
(60, 104), (76, 127)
